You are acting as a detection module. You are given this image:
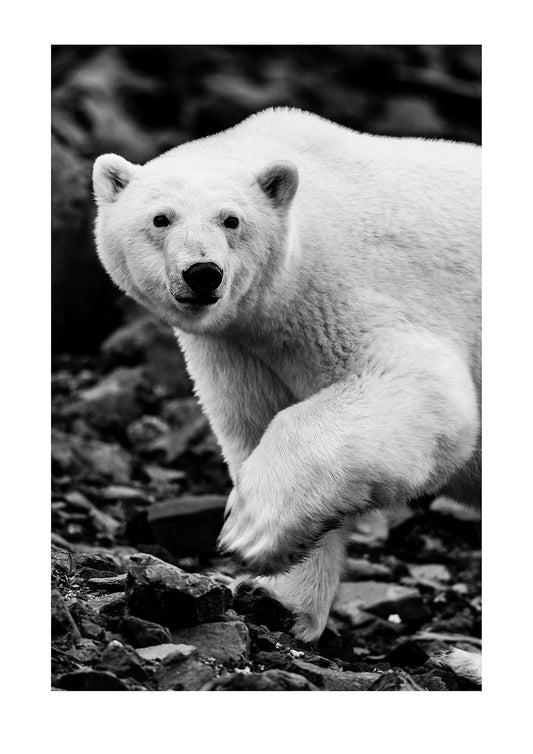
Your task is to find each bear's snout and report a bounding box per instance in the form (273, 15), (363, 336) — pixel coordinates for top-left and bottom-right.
(182, 262), (223, 295)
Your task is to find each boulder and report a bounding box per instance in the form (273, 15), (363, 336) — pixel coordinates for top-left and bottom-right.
(126, 553), (231, 627)
(147, 495), (227, 557)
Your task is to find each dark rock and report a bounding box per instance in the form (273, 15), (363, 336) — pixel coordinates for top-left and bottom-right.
(156, 653), (216, 691)
(79, 618), (105, 641)
(118, 615), (172, 648)
(335, 581), (430, 624)
(136, 643), (197, 662)
(148, 495), (226, 557)
(347, 510), (389, 550)
(171, 621), (250, 664)
(67, 435), (133, 483)
(96, 640), (149, 682)
(54, 670), (130, 691)
(64, 490), (94, 511)
(87, 506), (121, 541)
(370, 97), (446, 138)
(317, 627), (354, 662)
(412, 669), (459, 691)
(124, 510), (157, 547)
(101, 314), (192, 395)
(100, 485), (152, 504)
(51, 590), (80, 642)
(233, 583), (294, 633)
(51, 547), (73, 580)
(87, 574), (127, 592)
(88, 593), (127, 628)
(51, 136), (120, 354)
(407, 563), (452, 588)
(342, 557), (393, 581)
(127, 416), (170, 454)
(206, 669), (319, 691)
(254, 650), (292, 671)
(385, 641), (429, 669)
(66, 639), (101, 665)
(430, 496), (481, 522)
(143, 465), (186, 485)
(74, 550), (127, 577)
(126, 553), (231, 627)
(72, 367), (150, 432)
(290, 660), (378, 691)
(249, 624), (292, 653)
(368, 671), (424, 691)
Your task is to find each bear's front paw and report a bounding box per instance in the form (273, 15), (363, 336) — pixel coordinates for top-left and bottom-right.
(217, 487), (311, 576)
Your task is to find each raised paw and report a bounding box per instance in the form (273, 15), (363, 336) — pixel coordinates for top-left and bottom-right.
(217, 487), (313, 576)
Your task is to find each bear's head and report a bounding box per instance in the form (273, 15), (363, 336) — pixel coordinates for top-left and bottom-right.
(92, 151), (299, 335)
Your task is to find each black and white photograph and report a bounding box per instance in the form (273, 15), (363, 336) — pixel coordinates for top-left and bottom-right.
(50, 44), (482, 694)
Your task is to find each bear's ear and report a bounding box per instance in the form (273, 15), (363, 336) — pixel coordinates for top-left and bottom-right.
(257, 161), (299, 208)
(92, 154), (139, 206)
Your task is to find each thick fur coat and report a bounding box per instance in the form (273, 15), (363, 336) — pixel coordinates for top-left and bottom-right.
(93, 108), (481, 640)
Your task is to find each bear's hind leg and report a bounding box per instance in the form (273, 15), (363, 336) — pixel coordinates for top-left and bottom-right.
(259, 526), (349, 642)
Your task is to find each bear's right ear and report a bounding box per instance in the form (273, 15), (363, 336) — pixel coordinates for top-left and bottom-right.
(92, 154), (139, 206)
(257, 161), (299, 209)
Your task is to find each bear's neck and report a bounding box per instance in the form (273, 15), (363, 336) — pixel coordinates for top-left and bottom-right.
(229, 254), (361, 396)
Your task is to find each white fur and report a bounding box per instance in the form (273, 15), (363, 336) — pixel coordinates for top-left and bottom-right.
(93, 108), (481, 641)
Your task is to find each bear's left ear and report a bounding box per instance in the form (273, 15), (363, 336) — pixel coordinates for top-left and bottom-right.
(257, 161), (299, 208)
(93, 154), (139, 206)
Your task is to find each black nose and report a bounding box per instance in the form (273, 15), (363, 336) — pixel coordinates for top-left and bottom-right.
(182, 262), (223, 294)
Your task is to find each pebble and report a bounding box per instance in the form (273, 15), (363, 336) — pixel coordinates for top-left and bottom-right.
(343, 557), (393, 581)
(248, 624), (292, 653)
(407, 563), (452, 588)
(87, 574), (127, 592)
(126, 553), (231, 627)
(170, 621), (250, 663)
(118, 615), (172, 648)
(73, 366), (148, 432)
(136, 643), (197, 662)
(96, 640), (149, 682)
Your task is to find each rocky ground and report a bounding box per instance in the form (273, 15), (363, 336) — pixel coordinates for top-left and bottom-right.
(51, 315), (481, 692)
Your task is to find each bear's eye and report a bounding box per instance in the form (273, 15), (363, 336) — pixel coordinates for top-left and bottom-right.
(153, 214), (170, 228)
(223, 215), (239, 229)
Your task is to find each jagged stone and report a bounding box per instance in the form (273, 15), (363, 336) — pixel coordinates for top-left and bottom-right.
(126, 553), (231, 627)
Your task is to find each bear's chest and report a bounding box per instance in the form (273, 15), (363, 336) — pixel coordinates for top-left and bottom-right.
(246, 340), (350, 401)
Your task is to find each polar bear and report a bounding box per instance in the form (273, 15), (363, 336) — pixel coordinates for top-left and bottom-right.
(92, 108), (481, 642)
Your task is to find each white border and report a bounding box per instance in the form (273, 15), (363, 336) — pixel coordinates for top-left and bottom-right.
(3, 2), (532, 751)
